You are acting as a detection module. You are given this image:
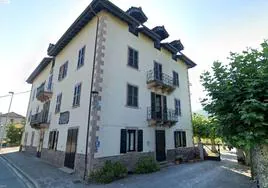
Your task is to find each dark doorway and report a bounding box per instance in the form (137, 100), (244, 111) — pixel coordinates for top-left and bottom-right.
(64, 128), (78, 169)
(155, 130), (166, 161)
(43, 101), (50, 122)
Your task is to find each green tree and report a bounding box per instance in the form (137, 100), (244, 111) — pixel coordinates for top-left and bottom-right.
(192, 113), (208, 142)
(200, 41), (268, 187)
(6, 123), (24, 145)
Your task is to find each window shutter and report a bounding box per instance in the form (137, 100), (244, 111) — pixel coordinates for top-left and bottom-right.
(151, 92), (156, 119)
(178, 131), (182, 147)
(55, 131), (59, 150)
(174, 131), (178, 148)
(48, 132), (52, 149)
(182, 131), (186, 147)
(120, 129), (127, 153)
(163, 96), (167, 120)
(137, 130), (143, 152)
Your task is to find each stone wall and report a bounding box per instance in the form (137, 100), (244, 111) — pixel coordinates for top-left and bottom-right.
(92, 152), (155, 172)
(41, 148), (65, 167)
(74, 153), (86, 177)
(24, 146), (37, 156)
(167, 147), (199, 162)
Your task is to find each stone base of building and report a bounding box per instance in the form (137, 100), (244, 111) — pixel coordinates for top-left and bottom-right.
(41, 148), (65, 167)
(167, 147), (200, 162)
(92, 152), (155, 172)
(24, 146), (37, 156)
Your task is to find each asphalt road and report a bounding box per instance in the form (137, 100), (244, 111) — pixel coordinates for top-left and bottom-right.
(0, 156), (27, 188)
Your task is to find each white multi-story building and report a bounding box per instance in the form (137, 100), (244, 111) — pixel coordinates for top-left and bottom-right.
(22, 0), (197, 177)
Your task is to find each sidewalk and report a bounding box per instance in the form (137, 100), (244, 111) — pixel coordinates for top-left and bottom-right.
(1, 149), (85, 188)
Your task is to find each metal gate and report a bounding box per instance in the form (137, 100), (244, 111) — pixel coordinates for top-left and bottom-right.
(203, 144), (221, 161)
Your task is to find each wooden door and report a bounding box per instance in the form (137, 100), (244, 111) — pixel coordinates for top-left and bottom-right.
(64, 128), (78, 169)
(155, 130), (166, 161)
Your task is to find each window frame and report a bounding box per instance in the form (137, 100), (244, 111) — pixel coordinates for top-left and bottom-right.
(174, 131), (186, 148)
(127, 47), (139, 69)
(58, 61), (68, 81)
(126, 84), (139, 108)
(173, 71), (179, 86)
(174, 98), (181, 116)
(48, 130), (59, 151)
(55, 93), (62, 113)
(77, 45), (86, 69)
(73, 83), (82, 107)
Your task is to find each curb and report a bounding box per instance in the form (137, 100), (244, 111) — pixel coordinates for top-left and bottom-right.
(0, 154), (39, 188)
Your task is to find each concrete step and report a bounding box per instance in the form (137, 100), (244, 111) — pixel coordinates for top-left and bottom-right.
(159, 161), (173, 168)
(58, 167), (75, 174)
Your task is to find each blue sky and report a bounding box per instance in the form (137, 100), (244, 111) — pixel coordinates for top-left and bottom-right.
(1, 0), (268, 116)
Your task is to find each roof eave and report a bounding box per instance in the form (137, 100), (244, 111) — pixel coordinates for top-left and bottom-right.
(176, 53), (196, 69)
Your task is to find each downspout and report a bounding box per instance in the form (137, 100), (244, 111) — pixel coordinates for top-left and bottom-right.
(84, 10), (99, 180)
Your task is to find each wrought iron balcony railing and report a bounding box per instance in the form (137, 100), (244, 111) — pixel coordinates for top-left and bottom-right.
(147, 107), (178, 127)
(30, 111), (50, 129)
(146, 70), (175, 93)
(36, 82), (53, 102)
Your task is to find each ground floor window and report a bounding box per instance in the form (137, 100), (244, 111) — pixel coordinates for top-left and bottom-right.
(174, 131), (186, 147)
(30, 131), (35, 146)
(48, 130), (59, 150)
(120, 129), (143, 153)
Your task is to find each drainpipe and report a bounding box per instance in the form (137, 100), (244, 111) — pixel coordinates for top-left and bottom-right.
(84, 8), (100, 180)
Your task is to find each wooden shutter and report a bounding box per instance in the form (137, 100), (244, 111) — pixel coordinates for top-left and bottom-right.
(137, 130), (143, 152)
(55, 131), (59, 151)
(163, 96), (167, 120)
(174, 131), (178, 148)
(120, 129), (127, 153)
(151, 92), (156, 119)
(178, 131), (182, 147)
(48, 132), (52, 149)
(182, 131), (186, 147)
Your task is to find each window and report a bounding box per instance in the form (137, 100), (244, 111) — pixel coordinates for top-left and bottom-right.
(127, 84), (138, 107)
(77, 46), (86, 69)
(173, 71), (179, 86)
(48, 130), (59, 150)
(154, 62), (162, 81)
(32, 88), (36, 101)
(128, 47), (138, 69)
(55, 93), (62, 113)
(174, 131), (186, 147)
(10, 119), (14, 124)
(31, 131), (35, 146)
(47, 74), (53, 91)
(175, 99), (181, 116)
(120, 129), (143, 153)
(58, 61), (68, 81)
(36, 106), (39, 113)
(73, 83), (82, 107)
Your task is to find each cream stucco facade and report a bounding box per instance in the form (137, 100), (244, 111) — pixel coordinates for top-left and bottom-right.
(22, 0), (196, 176)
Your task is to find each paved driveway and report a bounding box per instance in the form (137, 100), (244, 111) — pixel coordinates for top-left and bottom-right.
(0, 156), (27, 188)
(89, 150), (255, 188)
(2, 148), (255, 188)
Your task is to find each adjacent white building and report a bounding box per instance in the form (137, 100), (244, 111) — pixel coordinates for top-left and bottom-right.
(0, 112), (25, 141)
(22, 0), (197, 177)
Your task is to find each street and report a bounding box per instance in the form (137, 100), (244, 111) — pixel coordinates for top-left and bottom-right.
(0, 156), (27, 188)
(0, 147), (256, 188)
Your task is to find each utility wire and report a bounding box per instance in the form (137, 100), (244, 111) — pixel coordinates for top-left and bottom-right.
(0, 90), (30, 98)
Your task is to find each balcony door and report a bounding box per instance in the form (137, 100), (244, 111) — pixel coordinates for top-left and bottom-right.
(43, 101), (50, 122)
(151, 92), (167, 120)
(154, 62), (162, 81)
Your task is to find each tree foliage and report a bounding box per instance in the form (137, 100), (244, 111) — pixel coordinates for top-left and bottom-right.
(200, 41), (268, 149)
(6, 123), (24, 145)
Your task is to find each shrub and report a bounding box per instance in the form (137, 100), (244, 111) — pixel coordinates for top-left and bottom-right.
(134, 156), (160, 174)
(175, 155), (183, 163)
(89, 160), (127, 184)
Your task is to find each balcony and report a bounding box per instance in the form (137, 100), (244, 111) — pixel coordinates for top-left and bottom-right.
(30, 111), (50, 129)
(36, 83), (53, 102)
(146, 70), (176, 93)
(147, 107), (178, 127)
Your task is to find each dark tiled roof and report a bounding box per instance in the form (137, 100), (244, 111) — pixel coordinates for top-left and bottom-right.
(0, 112), (25, 119)
(177, 53), (196, 68)
(26, 57), (53, 84)
(126, 7), (148, 24)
